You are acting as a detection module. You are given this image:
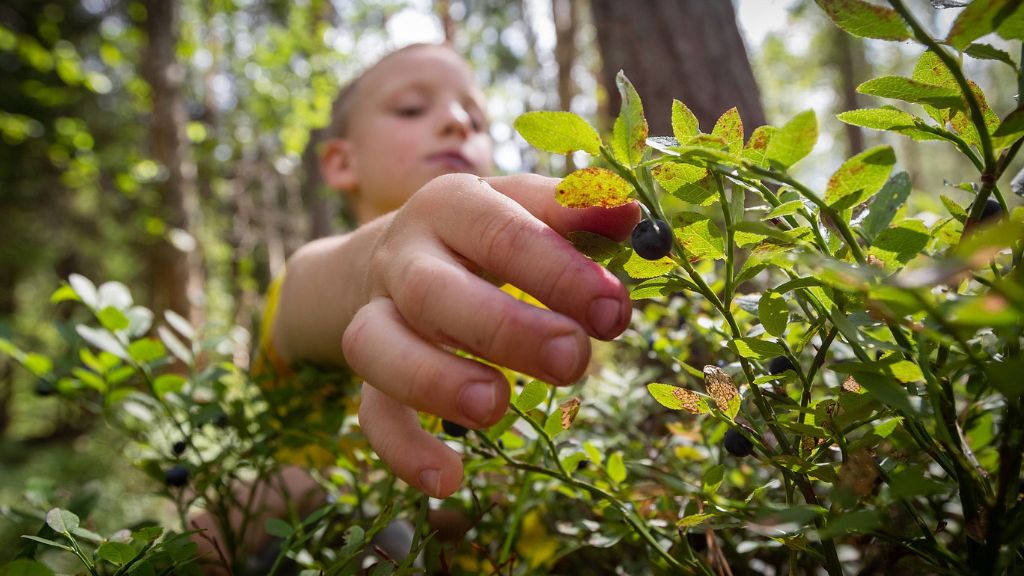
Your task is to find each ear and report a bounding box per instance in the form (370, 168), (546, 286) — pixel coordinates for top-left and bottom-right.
(320, 138), (359, 193)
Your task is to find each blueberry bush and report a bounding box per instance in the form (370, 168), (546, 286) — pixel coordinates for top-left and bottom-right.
(2, 0), (1024, 574)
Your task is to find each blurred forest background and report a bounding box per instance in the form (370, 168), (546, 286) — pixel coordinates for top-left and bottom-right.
(0, 0), (1021, 559)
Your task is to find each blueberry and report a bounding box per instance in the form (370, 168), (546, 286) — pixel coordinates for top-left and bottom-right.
(686, 531), (708, 552)
(172, 440), (187, 456)
(165, 465), (189, 487)
(212, 411), (229, 428)
(768, 356), (794, 375)
(576, 459), (590, 471)
(978, 198), (1003, 223)
(442, 419), (469, 438)
(630, 219), (673, 260)
(34, 381), (56, 396)
(723, 428), (754, 457)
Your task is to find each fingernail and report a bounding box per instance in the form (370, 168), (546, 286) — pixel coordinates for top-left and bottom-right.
(542, 333), (580, 382)
(588, 297), (621, 338)
(419, 468), (440, 497)
(459, 382), (496, 426)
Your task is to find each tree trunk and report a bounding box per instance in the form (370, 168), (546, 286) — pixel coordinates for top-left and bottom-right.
(141, 0), (204, 324)
(832, 27), (866, 155)
(553, 0), (580, 173)
(590, 0), (766, 136)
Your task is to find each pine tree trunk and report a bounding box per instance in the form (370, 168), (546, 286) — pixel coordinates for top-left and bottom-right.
(141, 0), (204, 323)
(590, 0), (766, 136)
(553, 0), (580, 173)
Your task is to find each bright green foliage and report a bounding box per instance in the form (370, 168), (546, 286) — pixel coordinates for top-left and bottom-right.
(611, 71), (648, 167)
(946, 0), (1024, 49)
(856, 75), (964, 109)
(765, 109), (817, 169)
(671, 99), (700, 142)
(824, 145), (896, 211)
(758, 292), (789, 337)
(836, 107), (944, 141)
(814, 0), (911, 41)
(711, 107), (744, 155)
(965, 42), (1018, 69)
(513, 111), (602, 155)
(672, 212), (726, 260)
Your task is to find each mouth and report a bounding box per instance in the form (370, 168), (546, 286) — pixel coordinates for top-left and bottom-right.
(426, 150), (472, 172)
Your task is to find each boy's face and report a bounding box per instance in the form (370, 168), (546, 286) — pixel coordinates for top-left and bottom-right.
(324, 46), (494, 222)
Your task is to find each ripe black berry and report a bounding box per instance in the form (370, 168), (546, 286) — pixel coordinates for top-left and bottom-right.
(686, 531), (708, 552)
(723, 428), (754, 457)
(34, 381), (56, 396)
(630, 219), (673, 260)
(172, 441), (187, 456)
(442, 419), (469, 438)
(212, 411), (229, 428)
(165, 465), (189, 487)
(978, 198), (1003, 223)
(768, 356), (793, 375)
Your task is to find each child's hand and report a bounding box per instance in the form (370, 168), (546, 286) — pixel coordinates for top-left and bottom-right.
(342, 173), (639, 498)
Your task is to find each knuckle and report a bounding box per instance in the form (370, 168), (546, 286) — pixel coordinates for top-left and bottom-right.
(479, 211), (528, 270)
(395, 258), (442, 317)
(405, 353), (444, 406)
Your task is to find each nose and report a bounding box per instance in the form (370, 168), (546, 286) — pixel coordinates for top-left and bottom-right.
(439, 101), (472, 139)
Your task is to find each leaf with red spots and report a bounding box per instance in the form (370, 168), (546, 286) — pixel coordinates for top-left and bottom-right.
(555, 167), (634, 208)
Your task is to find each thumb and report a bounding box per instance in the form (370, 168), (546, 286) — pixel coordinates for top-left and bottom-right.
(486, 174), (641, 242)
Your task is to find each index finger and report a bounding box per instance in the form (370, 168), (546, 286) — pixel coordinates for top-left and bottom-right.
(425, 174), (636, 340)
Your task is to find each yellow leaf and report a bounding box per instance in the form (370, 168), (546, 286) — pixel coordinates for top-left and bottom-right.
(515, 509), (560, 569)
(555, 167), (633, 208)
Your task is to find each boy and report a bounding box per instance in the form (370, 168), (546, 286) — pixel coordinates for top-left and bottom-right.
(267, 42), (638, 500)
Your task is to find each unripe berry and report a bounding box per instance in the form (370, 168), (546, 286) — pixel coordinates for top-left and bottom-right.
(630, 219), (673, 260)
(442, 419), (469, 438)
(768, 356), (794, 375)
(723, 428), (754, 457)
(165, 465), (189, 487)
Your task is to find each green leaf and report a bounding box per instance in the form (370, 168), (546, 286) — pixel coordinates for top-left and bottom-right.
(825, 146), (896, 212)
(912, 51), (958, 124)
(711, 107), (744, 155)
(0, 559), (56, 576)
(265, 518), (294, 539)
(676, 513), (716, 528)
(623, 250), (675, 279)
(993, 107), (1024, 139)
(965, 42), (1018, 68)
(836, 107), (944, 141)
(612, 71), (648, 167)
(839, 370), (913, 413)
(513, 111), (602, 155)
(857, 76), (963, 109)
(128, 338), (166, 363)
(763, 200), (805, 220)
(543, 410), (563, 438)
(765, 109), (817, 170)
(97, 306), (130, 332)
(671, 99), (700, 142)
(50, 284), (79, 304)
(97, 541), (136, 564)
(941, 194), (968, 223)
(867, 219), (930, 271)
(860, 172), (911, 244)
(646, 383), (710, 414)
(20, 535), (73, 552)
(630, 276), (697, 300)
(568, 231), (626, 264)
(652, 162), (706, 194)
(743, 125), (776, 167)
(607, 452), (627, 483)
(947, 0), (1024, 50)
(23, 353), (53, 377)
(153, 374), (187, 397)
(998, 4), (1024, 39)
(818, 510), (882, 539)
(889, 468), (949, 499)
(729, 338), (785, 360)
(555, 167), (633, 208)
(45, 508), (80, 533)
(673, 212), (725, 260)
(814, 0), (911, 41)
(702, 465), (725, 494)
(654, 163), (716, 205)
(758, 292), (789, 337)
(515, 380), (548, 412)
